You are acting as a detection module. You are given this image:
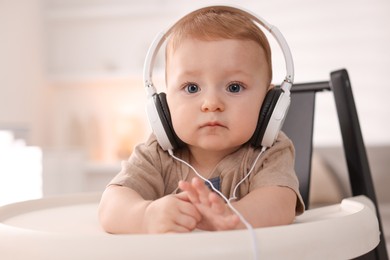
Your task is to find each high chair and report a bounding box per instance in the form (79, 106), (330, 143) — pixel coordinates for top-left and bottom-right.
(283, 69), (387, 259)
(0, 69), (386, 259)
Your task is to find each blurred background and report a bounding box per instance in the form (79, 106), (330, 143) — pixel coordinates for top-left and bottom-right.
(0, 0), (389, 232)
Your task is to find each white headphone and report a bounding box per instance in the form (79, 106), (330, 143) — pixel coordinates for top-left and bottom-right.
(143, 5), (294, 150)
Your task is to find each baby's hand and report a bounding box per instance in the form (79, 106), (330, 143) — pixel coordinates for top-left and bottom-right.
(143, 193), (201, 233)
(179, 177), (240, 231)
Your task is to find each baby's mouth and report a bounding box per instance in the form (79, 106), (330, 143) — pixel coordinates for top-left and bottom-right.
(200, 121), (226, 128)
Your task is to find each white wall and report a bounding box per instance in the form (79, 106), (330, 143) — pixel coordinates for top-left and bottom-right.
(0, 0), (47, 146)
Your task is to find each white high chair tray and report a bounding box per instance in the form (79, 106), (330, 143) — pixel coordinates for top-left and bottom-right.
(0, 193), (380, 260)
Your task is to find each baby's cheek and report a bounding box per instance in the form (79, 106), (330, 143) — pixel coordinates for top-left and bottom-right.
(171, 115), (192, 140)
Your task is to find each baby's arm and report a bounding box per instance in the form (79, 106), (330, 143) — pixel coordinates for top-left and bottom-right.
(98, 185), (201, 234)
(232, 185), (297, 228)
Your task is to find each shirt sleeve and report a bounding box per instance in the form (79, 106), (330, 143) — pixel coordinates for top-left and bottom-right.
(108, 136), (165, 200)
(250, 132), (305, 215)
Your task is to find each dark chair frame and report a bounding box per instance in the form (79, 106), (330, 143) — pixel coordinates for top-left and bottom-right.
(282, 69), (388, 259)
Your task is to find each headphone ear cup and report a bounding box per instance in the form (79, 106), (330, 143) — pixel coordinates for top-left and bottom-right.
(153, 92), (184, 150)
(250, 88), (283, 147)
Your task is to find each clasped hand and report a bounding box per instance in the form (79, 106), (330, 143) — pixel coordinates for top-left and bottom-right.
(143, 177), (240, 233)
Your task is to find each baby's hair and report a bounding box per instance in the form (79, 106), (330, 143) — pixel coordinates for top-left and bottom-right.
(165, 6), (272, 83)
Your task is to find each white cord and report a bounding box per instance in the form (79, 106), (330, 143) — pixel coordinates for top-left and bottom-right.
(168, 147), (267, 260)
(230, 146), (267, 202)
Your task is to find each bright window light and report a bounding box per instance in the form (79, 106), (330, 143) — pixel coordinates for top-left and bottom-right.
(0, 130), (42, 206)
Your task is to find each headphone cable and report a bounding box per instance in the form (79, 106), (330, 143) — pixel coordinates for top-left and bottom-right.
(168, 147), (266, 260)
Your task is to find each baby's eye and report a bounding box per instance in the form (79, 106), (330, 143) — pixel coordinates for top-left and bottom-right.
(227, 83), (243, 93)
(185, 83), (200, 93)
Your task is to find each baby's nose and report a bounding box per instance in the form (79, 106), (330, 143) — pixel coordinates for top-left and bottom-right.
(201, 93), (225, 112)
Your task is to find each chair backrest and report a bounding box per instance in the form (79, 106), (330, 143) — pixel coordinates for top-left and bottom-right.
(281, 69), (387, 259)
(281, 81), (330, 207)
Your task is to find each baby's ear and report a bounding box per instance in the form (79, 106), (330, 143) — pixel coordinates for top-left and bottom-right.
(267, 84), (275, 91)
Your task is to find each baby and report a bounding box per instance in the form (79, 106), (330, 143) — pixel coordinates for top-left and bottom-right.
(99, 6), (304, 234)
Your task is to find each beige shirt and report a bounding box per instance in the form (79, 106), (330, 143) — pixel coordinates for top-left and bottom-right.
(109, 132), (305, 215)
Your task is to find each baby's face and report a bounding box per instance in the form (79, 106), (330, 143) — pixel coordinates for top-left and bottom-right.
(166, 38), (270, 154)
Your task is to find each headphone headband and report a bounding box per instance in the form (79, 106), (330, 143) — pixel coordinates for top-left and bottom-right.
(143, 5), (294, 96)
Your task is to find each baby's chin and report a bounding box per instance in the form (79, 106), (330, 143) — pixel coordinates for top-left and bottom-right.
(186, 141), (244, 154)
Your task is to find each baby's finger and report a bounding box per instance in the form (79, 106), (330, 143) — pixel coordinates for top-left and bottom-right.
(178, 180), (200, 203)
(177, 198), (202, 221)
(175, 191), (190, 202)
(209, 192), (226, 214)
(174, 213), (199, 231)
(219, 215), (241, 230)
(164, 223), (193, 233)
(191, 178), (211, 206)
